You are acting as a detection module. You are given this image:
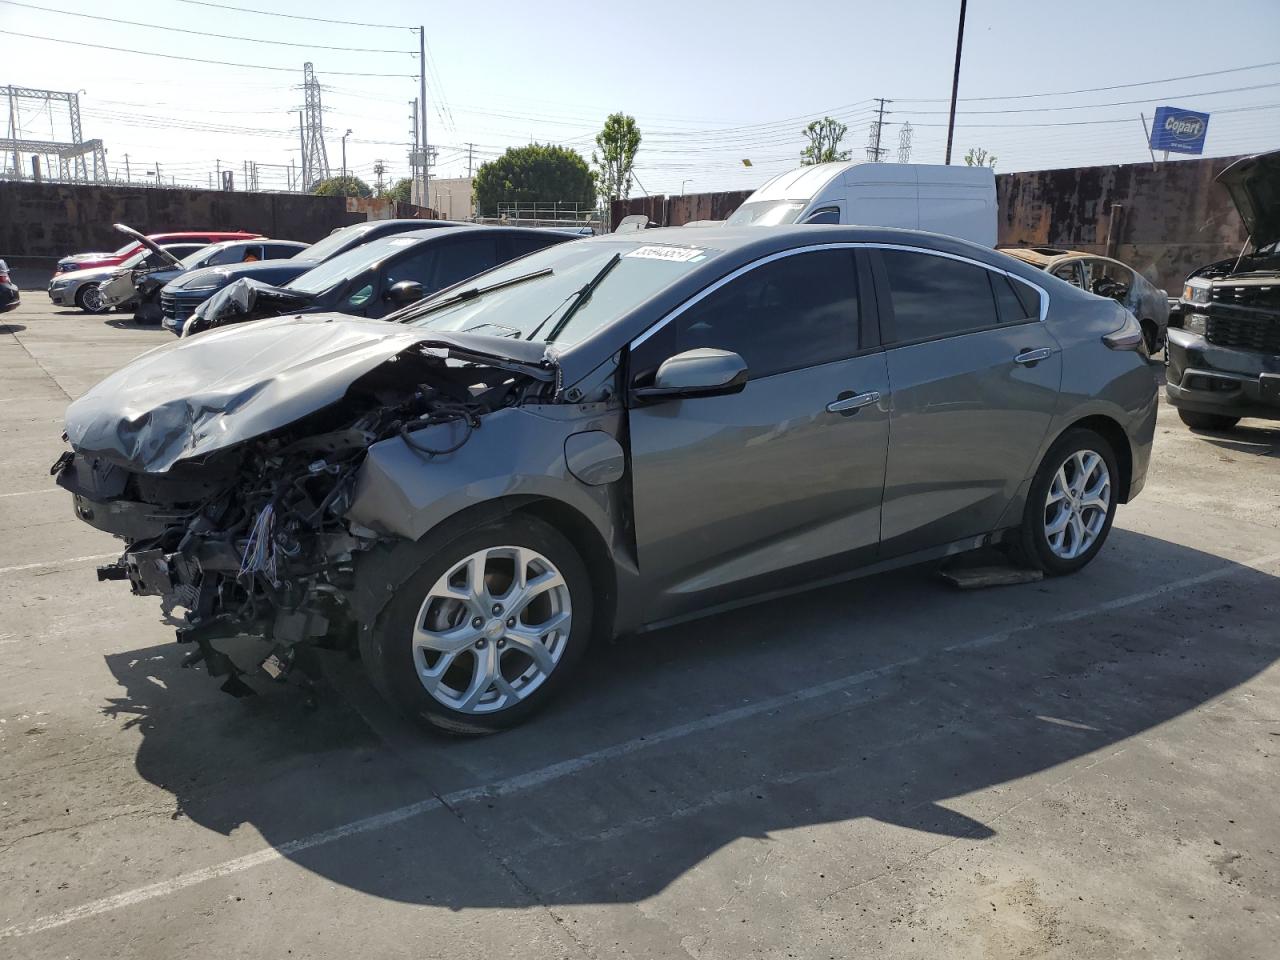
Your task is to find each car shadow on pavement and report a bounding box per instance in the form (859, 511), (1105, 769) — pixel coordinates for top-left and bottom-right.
(1192, 424), (1279, 459)
(0, 322), (26, 333)
(102, 528), (1279, 908)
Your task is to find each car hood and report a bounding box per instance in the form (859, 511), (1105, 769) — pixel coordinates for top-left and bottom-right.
(59, 252), (115, 265)
(53, 265), (118, 284)
(1217, 150), (1280, 249)
(114, 223), (183, 268)
(62, 313), (556, 473)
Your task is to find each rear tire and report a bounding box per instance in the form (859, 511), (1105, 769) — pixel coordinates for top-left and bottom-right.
(1177, 409), (1239, 432)
(362, 514), (592, 735)
(1012, 428), (1119, 576)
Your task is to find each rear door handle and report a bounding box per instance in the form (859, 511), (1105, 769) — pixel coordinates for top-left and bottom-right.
(1013, 347), (1053, 366)
(826, 390), (880, 414)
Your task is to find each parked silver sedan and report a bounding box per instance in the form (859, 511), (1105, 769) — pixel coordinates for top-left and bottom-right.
(56, 225), (1158, 734)
(47, 243), (206, 313)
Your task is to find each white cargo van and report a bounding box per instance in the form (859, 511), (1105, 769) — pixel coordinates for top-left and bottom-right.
(725, 161), (997, 246)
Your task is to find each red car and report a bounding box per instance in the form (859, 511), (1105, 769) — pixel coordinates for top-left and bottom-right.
(54, 226), (261, 276)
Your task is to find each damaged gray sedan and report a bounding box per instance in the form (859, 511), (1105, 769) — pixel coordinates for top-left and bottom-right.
(54, 226), (1157, 734)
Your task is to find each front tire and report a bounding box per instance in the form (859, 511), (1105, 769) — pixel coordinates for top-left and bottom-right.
(1013, 429), (1119, 576)
(363, 514), (592, 735)
(1177, 409), (1239, 432)
(76, 283), (108, 314)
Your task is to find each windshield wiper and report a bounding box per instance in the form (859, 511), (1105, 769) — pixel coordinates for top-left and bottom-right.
(392, 267), (554, 323)
(528, 252), (621, 342)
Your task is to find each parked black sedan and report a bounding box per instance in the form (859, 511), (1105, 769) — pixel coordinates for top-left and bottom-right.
(161, 219), (463, 334)
(0, 260), (19, 314)
(183, 226), (580, 336)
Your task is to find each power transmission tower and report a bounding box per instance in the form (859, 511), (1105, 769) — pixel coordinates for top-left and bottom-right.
(299, 62), (330, 190)
(897, 122), (914, 163)
(373, 160), (386, 195)
(865, 98), (890, 162)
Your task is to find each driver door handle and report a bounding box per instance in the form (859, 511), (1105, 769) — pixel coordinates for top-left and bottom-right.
(1013, 347), (1053, 366)
(826, 391), (880, 414)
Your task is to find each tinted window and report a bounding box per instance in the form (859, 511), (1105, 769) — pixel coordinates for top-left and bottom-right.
(383, 247), (438, 289)
(207, 245), (248, 266)
(669, 250), (860, 380)
(881, 250), (999, 343)
(508, 232), (568, 258)
(426, 236), (501, 292)
(991, 273), (1039, 323)
(267, 244), (302, 259)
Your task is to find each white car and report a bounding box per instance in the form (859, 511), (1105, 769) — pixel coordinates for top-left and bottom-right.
(47, 243), (206, 313)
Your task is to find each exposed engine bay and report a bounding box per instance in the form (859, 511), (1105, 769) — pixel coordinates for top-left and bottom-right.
(53, 318), (561, 697)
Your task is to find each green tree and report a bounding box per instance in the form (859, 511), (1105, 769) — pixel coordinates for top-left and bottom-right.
(472, 144), (595, 217)
(382, 177), (413, 203)
(963, 147), (997, 169)
(592, 112), (642, 204)
(312, 175), (372, 198)
(800, 117), (851, 165)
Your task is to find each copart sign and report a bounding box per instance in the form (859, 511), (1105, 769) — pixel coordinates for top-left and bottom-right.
(1149, 106), (1210, 155)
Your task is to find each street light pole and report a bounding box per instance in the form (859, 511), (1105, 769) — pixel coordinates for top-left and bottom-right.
(341, 129), (352, 195)
(943, 0), (968, 165)
(681, 179), (690, 196)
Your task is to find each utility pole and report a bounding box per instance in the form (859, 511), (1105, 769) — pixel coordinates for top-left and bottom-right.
(944, 0), (968, 165)
(466, 142), (474, 178)
(409, 97), (419, 191)
(418, 26), (429, 203)
(7, 86), (18, 176)
(341, 129), (351, 194)
(124, 153), (131, 183)
(373, 159), (385, 195)
(297, 110), (306, 191)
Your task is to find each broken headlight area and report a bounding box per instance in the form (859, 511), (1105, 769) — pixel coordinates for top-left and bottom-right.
(55, 346), (546, 697)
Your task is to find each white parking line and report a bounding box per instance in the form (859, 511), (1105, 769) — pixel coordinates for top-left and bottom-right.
(0, 553), (117, 576)
(0, 488), (61, 499)
(3, 547), (1279, 941)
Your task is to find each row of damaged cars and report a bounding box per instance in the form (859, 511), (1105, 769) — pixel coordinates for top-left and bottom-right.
(50, 220), (581, 335)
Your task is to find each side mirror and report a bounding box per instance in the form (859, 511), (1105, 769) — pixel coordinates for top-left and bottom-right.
(385, 280), (424, 306)
(632, 348), (748, 401)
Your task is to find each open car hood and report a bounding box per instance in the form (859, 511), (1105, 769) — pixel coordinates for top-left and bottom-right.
(1216, 151), (1280, 250)
(113, 223), (184, 268)
(63, 314), (556, 473)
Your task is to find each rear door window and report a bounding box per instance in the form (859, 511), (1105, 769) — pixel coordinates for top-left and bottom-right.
(879, 249), (1000, 343)
(425, 235), (502, 293)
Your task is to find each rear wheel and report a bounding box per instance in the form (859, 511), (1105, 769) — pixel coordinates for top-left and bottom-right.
(76, 283), (108, 314)
(1177, 409), (1239, 432)
(1012, 428), (1119, 576)
(362, 514), (592, 735)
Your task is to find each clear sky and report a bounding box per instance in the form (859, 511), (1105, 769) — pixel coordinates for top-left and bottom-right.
(3, 0), (1279, 197)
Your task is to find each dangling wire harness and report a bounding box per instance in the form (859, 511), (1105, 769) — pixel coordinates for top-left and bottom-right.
(399, 402), (484, 461)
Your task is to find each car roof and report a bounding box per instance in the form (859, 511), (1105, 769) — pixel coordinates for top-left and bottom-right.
(148, 231), (259, 239)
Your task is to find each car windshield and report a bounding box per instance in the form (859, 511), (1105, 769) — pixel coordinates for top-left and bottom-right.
(294, 224), (374, 264)
(725, 200), (807, 226)
(120, 248), (153, 268)
(285, 234), (422, 294)
(110, 240), (140, 257)
(402, 239), (716, 346)
(179, 243), (222, 268)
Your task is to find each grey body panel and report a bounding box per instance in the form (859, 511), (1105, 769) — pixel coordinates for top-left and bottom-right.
(627, 353), (889, 623)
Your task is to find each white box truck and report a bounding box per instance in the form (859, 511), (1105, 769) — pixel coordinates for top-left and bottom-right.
(725, 161), (997, 246)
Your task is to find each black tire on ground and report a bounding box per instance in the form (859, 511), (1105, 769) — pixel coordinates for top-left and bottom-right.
(1177, 409), (1240, 432)
(1010, 427), (1120, 577)
(362, 513), (593, 735)
(75, 283), (108, 314)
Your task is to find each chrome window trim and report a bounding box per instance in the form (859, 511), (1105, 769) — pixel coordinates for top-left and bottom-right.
(629, 241), (1049, 351)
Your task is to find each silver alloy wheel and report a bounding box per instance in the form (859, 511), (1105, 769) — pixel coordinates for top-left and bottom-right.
(1043, 449), (1111, 560)
(80, 283), (105, 313)
(411, 545), (572, 714)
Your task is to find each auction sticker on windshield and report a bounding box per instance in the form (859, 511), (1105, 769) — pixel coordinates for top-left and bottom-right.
(625, 245), (705, 263)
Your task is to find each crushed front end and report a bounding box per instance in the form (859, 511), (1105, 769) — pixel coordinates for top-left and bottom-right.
(53, 319), (558, 696)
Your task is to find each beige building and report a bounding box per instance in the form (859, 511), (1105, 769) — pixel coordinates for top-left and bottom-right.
(414, 176), (473, 220)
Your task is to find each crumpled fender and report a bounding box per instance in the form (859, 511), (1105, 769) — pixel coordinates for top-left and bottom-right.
(186, 277), (315, 336)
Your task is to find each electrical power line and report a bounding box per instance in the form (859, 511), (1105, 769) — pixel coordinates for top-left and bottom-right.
(894, 59), (1280, 103)
(0, 1), (415, 52)
(170, 0), (409, 29)
(0, 29), (417, 76)
(895, 81), (1280, 116)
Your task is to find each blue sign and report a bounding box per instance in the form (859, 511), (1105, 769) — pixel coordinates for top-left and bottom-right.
(1149, 106), (1210, 155)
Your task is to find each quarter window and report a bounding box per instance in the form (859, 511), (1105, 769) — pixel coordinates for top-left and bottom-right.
(880, 249), (1000, 343)
(991, 273), (1040, 323)
(658, 249), (860, 381)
